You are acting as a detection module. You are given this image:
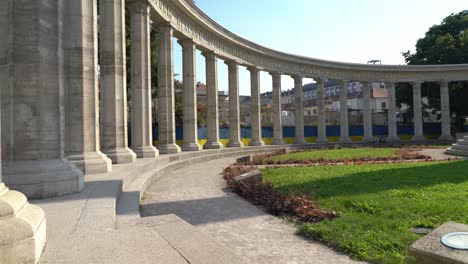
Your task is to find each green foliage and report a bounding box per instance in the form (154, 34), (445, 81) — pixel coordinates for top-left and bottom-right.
(399, 10), (468, 130)
(269, 148), (398, 162)
(262, 160), (468, 263)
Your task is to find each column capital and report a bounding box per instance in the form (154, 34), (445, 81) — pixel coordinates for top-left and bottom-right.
(156, 23), (173, 34)
(314, 77), (326, 84)
(339, 80), (348, 86)
(201, 50), (217, 61)
(440, 80), (450, 86)
(269, 71), (282, 78)
(247, 66), (260, 73)
(291, 74), (303, 82)
(224, 59), (238, 68)
(177, 38), (195, 47)
(127, 0), (150, 14)
(411, 80), (423, 86)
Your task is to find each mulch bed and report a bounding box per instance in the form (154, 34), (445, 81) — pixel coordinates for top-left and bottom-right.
(223, 164), (338, 224)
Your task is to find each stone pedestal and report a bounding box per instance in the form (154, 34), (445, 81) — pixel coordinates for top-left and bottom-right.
(129, 1), (159, 157)
(362, 82), (374, 142)
(99, 0), (137, 164)
(446, 136), (468, 156)
(294, 76), (306, 144)
(271, 72), (284, 145)
(408, 222), (468, 264)
(226, 61), (244, 148)
(338, 80), (351, 143)
(248, 67), (265, 147)
(180, 39), (202, 152)
(202, 51), (223, 149)
(316, 78), (328, 144)
(0, 183), (47, 264)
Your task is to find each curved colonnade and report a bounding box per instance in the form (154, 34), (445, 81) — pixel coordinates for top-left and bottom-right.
(1, 1), (468, 262)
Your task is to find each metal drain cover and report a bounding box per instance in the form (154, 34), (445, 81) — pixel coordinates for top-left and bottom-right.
(441, 232), (468, 250)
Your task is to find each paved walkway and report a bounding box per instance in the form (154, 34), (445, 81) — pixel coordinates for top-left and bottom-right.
(141, 158), (363, 264)
(419, 148), (464, 160)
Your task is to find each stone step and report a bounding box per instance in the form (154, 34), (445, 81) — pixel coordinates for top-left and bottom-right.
(140, 214), (245, 264)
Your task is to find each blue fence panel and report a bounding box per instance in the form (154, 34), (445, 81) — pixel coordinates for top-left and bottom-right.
(129, 122), (447, 142)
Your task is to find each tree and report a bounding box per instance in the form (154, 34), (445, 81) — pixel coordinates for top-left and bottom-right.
(398, 10), (468, 131)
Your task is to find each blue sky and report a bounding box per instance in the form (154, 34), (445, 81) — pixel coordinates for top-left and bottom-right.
(172, 0), (467, 95)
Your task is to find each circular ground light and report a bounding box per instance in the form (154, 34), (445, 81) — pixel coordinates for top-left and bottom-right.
(441, 232), (468, 250)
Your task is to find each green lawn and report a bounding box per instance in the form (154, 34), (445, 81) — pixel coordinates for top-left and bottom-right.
(262, 161), (468, 264)
(269, 148), (399, 162)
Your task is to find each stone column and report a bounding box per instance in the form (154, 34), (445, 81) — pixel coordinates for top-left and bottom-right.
(386, 82), (400, 142)
(0, 3), (47, 260)
(439, 81), (453, 140)
(1, 0), (83, 198)
(412, 81), (425, 141)
(294, 75), (306, 144)
(316, 78), (328, 143)
(202, 51), (223, 149)
(156, 24), (181, 154)
(99, 0), (137, 163)
(362, 81), (373, 142)
(64, 0), (112, 173)
(248, 67), (265, 146)
(179, 39), (202, 151)
(129, 1), (159, 157)
(226, 61), (244, 147)
(339, 80), (351, 143)
(271, 72), (284, 145)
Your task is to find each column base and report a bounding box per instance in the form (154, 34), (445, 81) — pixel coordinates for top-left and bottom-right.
(316, 137), (328, 144)
(204, 141), (224, 149)
(339, 137), (352, 143)
(249, 140), (265, 147)
(412, 135), (426, 142)
(67, 151), (112, 174)
(295, 138), (306, 144)
(446, 138), (468, 156)
(0, 183), (47, 264)
(103, 147), (137, 164)
(439, 135), (454, 141)
(227, 140), (244, 148)
(181, 142), (202, 152)
(386, 136), (401, 143)
(361, 136), (375, 143)
(132, 145), (160, 158)
(271, 138), (285, 145)
(157, 144), (181, 154)
(3, 159), (84, 199)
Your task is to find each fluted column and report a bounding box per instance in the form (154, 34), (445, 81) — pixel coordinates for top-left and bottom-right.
(179, 39), (202, 151)
(248, 67), (265, 146)
(316, 78), (328, 143)
(202, 51), (223, 149)
(339, 80), (351, 143)
(271, 72), (284, 145)
(439, 81), (453, 140)
(65, 0), (112, 173)
(129, 1), (159, 157)
(362, 81), (373, 142)
(386, 82), (399, 142)
(412, 81), (425, 141)
(100, 0), (136, 164)
(294, 75), (306, 144)
(226, 61), (244, 147)
(156, 24), (181, 154)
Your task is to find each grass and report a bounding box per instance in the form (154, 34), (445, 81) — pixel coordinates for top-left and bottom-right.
(269, 148), (399, 162)
(262, 161), (468, 264)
